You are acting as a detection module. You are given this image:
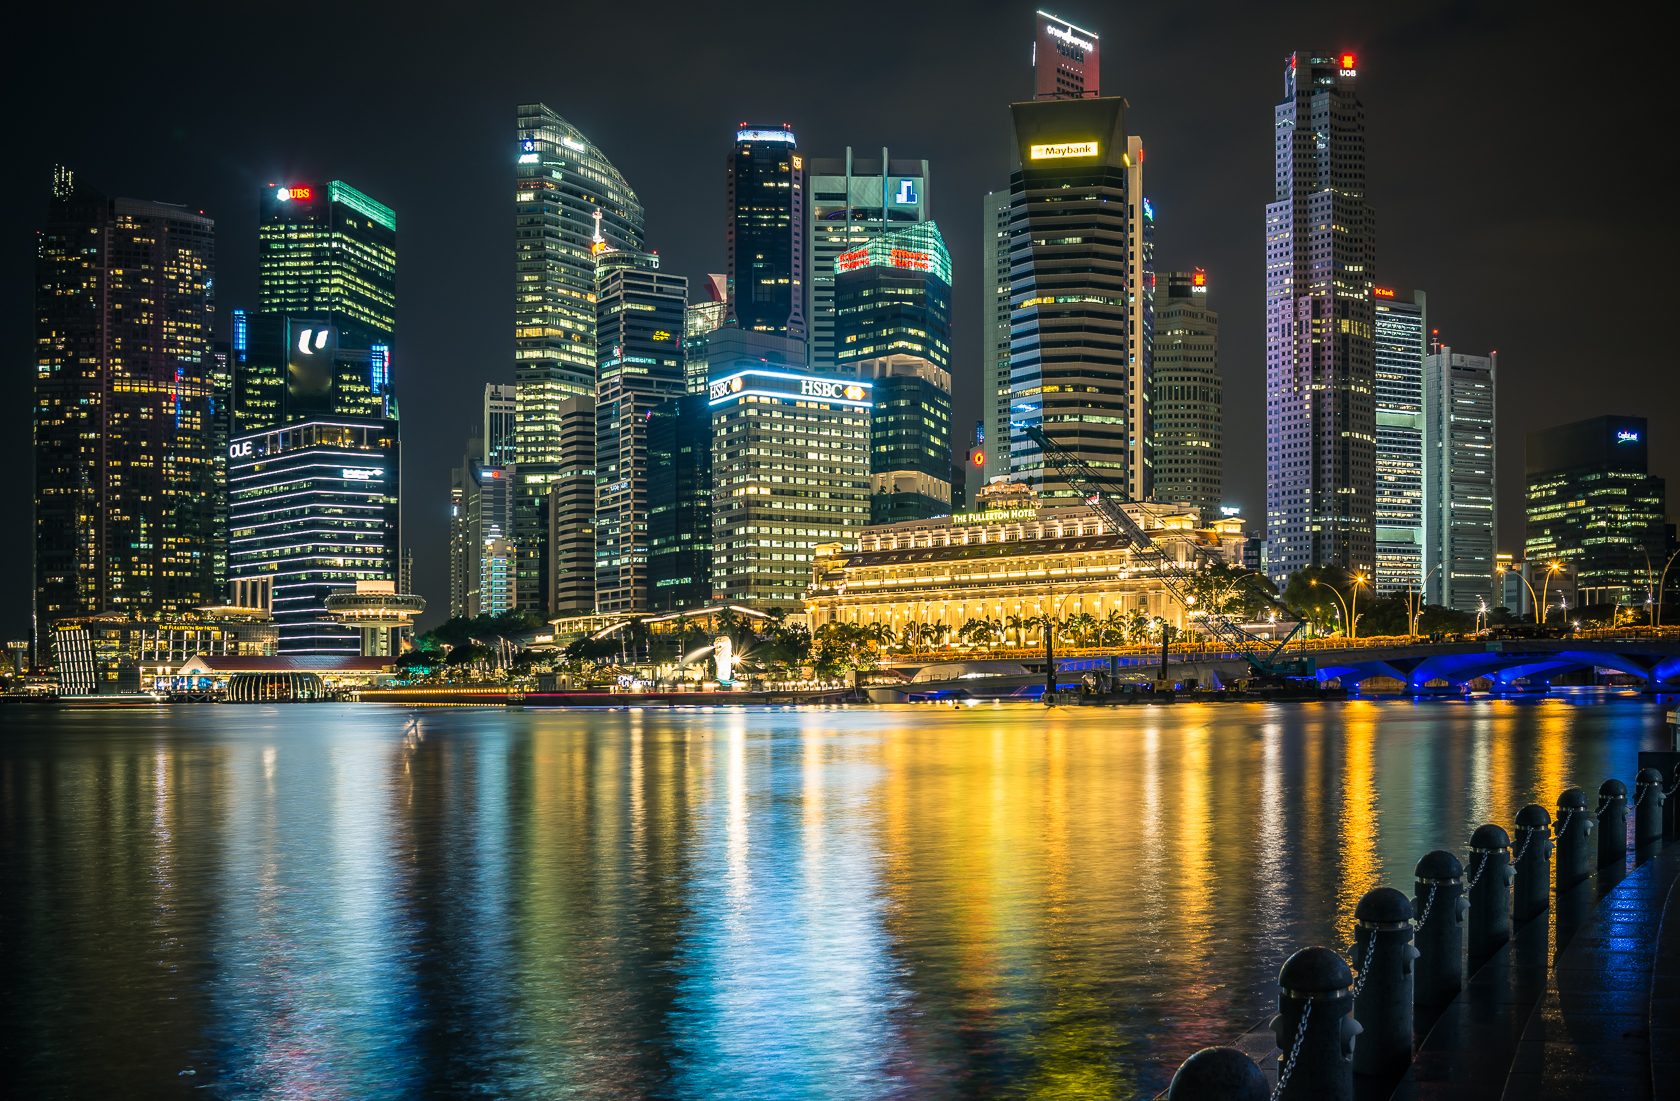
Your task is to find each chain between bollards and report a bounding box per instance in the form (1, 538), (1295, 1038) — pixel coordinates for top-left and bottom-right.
(1272, 999), (1312, 1101)
(1350, 931), (1380, 1000)
(1509, 826), (1535, 868)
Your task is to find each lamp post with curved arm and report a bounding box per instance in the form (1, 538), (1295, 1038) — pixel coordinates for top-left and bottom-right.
(1311, 578), (1353, 639)
(1659, 549), (1680, 628)
(1349, 573), (1370, 640)
(1501, 564), (1542, 625)
(1539, 562), (1565, 626)
(1409, 563), (1443, 636)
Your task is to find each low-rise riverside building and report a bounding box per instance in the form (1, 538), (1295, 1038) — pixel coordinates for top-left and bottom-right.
(804, 488), (1246, 637)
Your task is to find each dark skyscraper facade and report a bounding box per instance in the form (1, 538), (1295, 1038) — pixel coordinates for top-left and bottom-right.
(1263, 50), (1377, 585)
(594, 249), (687, 615)
(513, 104), (644, 614)
(726, 127), (807, 346)
(647, 392), (714, 611)
(239, 181), (396, 434)
(33, 175), (222, 653)
(1150, 270), (1222, 519)
(1005, 95), (1152, 502)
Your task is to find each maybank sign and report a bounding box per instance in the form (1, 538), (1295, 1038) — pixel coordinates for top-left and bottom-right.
(1030, 141), (1098, 160)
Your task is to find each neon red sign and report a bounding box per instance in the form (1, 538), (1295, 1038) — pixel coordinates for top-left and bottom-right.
(1374, 287), (1395, 298)
(276, 186), (312, 201)
(1341, 54), (1355, 69)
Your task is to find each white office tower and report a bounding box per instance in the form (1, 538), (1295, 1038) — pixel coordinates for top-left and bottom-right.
(1424, 346), (1497, 612)
(980, 189), (1014, 484)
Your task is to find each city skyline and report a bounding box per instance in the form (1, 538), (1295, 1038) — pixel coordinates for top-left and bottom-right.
(3, 0), (1673, 635)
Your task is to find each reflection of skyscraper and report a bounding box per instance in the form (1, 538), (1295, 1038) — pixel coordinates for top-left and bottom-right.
(806, 148), (929, 371)
(1372, 288), (1426, 595)
(33, 173), (221, 650)
(241, 181), (397, 434)
(1264, 51), (1377, 585)
(513, 104), (644, 613)
(726, 127), (806, 346)
(595, 250), (687, 615)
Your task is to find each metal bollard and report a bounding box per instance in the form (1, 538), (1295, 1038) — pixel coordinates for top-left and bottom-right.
(1270, 946), (1360, 1101)
(1166, 1046), (1268, 1101)
(1597, 779), (1629, 871)
(1467, 824), (1513, 962)
(1555, 787), (1595, 892)
(1636, 767), (1666, 850)
(1413, 850), (1468, 1006)
(1511, 804), (1554, 923)
(1350, 886), (1416, 1078)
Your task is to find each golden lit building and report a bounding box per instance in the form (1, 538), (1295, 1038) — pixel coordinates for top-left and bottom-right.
(805, 485), (1246, 636)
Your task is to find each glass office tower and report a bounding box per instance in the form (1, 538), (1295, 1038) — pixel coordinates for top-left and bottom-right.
(726, 127), (807, 345)
(514, 103), (644, 613)
(1372, 288), (1426, 595)
(1424, 346), (1496, 611)
(1150, 270), (1222, 520)
(806, 148), (929, 370)
(833, 222), (955, 522)
(33, 176), (221, 655)
(647, 392), (715, 611)
(594, 249), (687, 615)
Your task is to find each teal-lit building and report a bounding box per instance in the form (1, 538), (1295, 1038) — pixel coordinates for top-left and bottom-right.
(834, 222), (954, 523)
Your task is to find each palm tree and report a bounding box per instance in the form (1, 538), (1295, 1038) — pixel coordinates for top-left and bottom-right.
(1101, 608), (1125, 646)
(1005, 613), (1026, 648)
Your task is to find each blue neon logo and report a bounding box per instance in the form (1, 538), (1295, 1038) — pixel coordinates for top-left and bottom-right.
(1618, 429), (1640, 443)
(1143, 198), (1154, 221)
(895, 179), (919, 205)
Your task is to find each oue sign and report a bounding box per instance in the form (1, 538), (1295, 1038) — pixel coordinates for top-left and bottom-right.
(229, 441), (254, 459)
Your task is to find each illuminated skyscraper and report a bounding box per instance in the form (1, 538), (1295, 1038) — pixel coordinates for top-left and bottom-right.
(806, 147), (929, 371)
(980, 189), (1014, 483)
(241, 181), (396, 434)
(484, 383), (517, 465)
(726, 126), (807, 346)
(1425, 346), (1497, 611)
(683, 274), (727, 394)
(513, 103), (644, 613)
(1372, 288), (1426, 595)
(1005, 94), (1152, 502)
(1034, 11), (1100, 99)
(594, 249), (687, 614)
(1150, 270), (1221, 519)
(1263, 50), (1377, 585)
(33, 172), (221, 653)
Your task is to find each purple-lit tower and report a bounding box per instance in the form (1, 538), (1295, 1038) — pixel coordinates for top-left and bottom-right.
(1263, 50), (1377, 585)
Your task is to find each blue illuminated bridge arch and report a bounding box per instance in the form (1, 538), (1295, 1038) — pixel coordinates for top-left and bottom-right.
(1304, 638), (1680, 691)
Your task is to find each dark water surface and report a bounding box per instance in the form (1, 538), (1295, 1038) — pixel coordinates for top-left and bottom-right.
(0, 697), (1666, 1098)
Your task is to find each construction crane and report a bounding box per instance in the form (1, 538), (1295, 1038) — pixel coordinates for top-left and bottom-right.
(1020, 423), (1312, 679)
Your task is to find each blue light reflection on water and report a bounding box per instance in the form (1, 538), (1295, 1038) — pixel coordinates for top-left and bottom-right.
(0, 697), (1664, 1098)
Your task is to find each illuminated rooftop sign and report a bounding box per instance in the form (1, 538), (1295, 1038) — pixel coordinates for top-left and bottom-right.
(1618, 430), (1641, 443)
(953, 507), (1039, 526)
(275, 186), (312, 201)
(1045, 22), (1095, 50)
(1031, 141), (1097, 160)
(831, 221), (952, 284)
(737, 128), (796, 144)
(1374, 287), (1396, 297)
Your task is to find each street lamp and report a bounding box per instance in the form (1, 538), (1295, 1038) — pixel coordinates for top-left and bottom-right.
(1500, 563), (1544, 625)
(1539, 562), (1565, 626)
(1659, 548), (1680, 628)
(1409, 563), (1443, 636)
(1311, 578), (1354, 639)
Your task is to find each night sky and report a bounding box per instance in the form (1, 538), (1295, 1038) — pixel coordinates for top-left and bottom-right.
(4, 1), (1672, 636)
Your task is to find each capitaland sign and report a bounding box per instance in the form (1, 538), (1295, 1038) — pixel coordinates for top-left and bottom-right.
(953, 507), (1040, 526)
(1618, 430), (1641, 443)
(1030, 141), (1098, 160)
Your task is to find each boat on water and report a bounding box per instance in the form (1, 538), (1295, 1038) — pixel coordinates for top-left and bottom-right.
(52, 692), (168, 708)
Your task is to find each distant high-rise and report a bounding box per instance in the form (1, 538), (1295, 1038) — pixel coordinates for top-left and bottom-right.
(806, 147), (929, 371)
(834, 222), (955, 522)
(1373, 288), (1426, 595)
(1150, 271), (1221, 520)
(513, 104), (643, 614)
(1005, 93), (1152, 502)
(1034, 11), (1100, 99)
(33, 175), (221, 653)
(1264, 50), (1377, 586)
(647, 392), (714, 611)
(548, 396), (598, 616)
(980, 189), (1014, 483)
(484, 383), (517, 466)
(240, 181), (397, 434)
(1525, 415), (1665, 607)
(726, 126), (807, 346)
(683, 274), (727, 394)
(594, 249), (687, 615)
(708, 330), (870, 609)
(1424, 346), (1496, 611)
(449, 435), (516, 620)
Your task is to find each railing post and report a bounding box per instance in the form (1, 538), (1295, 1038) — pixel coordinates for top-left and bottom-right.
(1413, 850), (1467, 1006)
(1350, 886), (1415, 1078)
(1555, 787), (1594, 892)
(1270, 946), (1359, 1100)
(1467, 824), (1513, 962)
(1597, 778), (1629, 871)
(1512, 804), (1554, 923)
(1165, 1046), (1267, 1100)
(1636, 767), (1666, 851)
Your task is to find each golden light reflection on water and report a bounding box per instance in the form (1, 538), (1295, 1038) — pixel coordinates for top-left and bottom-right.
(0, 699), (1664, 1099)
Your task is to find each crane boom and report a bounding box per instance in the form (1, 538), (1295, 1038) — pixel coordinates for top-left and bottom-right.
(1021, 424), (1311, 678)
